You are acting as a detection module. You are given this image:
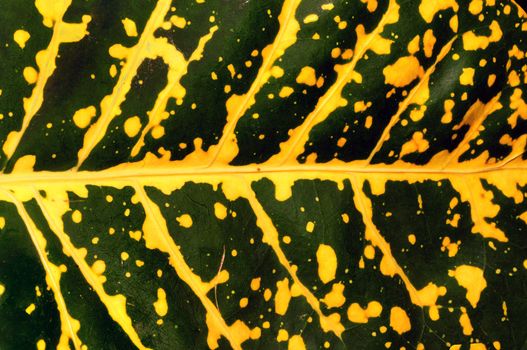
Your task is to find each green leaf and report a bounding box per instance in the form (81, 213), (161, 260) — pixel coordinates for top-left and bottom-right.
(0, 0), (526, 349)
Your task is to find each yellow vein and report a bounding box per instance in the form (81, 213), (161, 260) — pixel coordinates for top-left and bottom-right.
(75, 0), (171, 169)
(0, 163), (526, 187)
(364, 36), (457, 165)
(243, 182), (345, 337)
(206, 0), (301, 166)
(3, 1), (81, 161)
(3, 190), (81, 350)
(349, 178), (428, 306)
(33, 190), (151, 350)
(134, 184), (243, 350)
(440, 92), (502, 169)
(130, 25), (218, 158)
(271, 0), (399, 165)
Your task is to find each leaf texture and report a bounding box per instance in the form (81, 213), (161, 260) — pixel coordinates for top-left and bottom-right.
(0, 0), (526, 349)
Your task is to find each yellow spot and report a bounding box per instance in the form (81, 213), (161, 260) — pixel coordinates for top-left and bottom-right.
(407, 35), (420, 54)
(459, 307), (473, 335)
(419, 0), (459, 23)
(72, 106), (97, 129)
(250, 277), (261, 291)
(214, 202), (228, 220)
(25, 303), (36, 315)
(423, 29), (436, 58)
(296, 66), (317, 86)
(316, 244), (337, 284)
(364, 245), (375, 259)
(176, 214), (193, 228)
(37, 339), (46, 350)
(361, 0), (378, 12)
(460, 68), (475, 86)
(239, 297), (248, 308)
(120, 252), (129, 261)
(13, 29), (31, 48)
(151, 125), (165, 139)
(408, 234), (416, 245)
(451, 265), (487, 307)
(321, 283), (346, 308)
(449, 15), (459, 32)
(23, 67), (38, 84)
(279, 86), (294, 98)
(0, 284), (4, 296)
(390, 307), (411, 334)
(121, 18), (138, 37)
(277, 329), (289, 342)
(400, 131), (429, 157)
(271, 66), (284, 78)
(275, 278), (291, 315)
(170, 15), (186, 29)
(462, 21), (502, 50)
(347, 301), (382, 323)
(469, 0), (483, 14)
(92, 260), (106, 275)
(124, 116), (142, 138)
(383, 56), (423, 87)
(365, 116), (373, 129)
(306, 221), (315, 233)
(109, 64), (118, 78)
(71, 210), (82, 223)
(303, 14), (319, 24)
(0, 217), (5, 229)
(153, 288), (168, 317)
(288, 335), (306, 350)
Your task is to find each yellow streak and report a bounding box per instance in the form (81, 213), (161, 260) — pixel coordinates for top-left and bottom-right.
(130, 26), (218, 157)
(243, 183), (345, 337)
(76, 0), (171, 169)
(207, 0), (301, 166)
(3, 1), (87, 160)
(134, 185), (242, 350)
(33, 190), (151, 350)
(364, 36), (457, 165)
(350, 177), (432, 307)
(4, 190), (81, 350)
(270, 0), (399, 165)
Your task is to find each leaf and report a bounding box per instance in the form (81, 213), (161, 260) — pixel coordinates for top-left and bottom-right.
(0, 0), (526, 349)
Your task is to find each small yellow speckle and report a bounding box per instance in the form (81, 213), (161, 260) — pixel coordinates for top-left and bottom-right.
(71, 210), (82, 224)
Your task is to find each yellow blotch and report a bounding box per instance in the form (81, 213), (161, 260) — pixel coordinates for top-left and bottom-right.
(419, 0), (459, 23)
(91, 260), (106, 275)
(306, 221), (315, 233)
(279, 86), (294, 98)
(170, 15), (186, 29)
(407, 35), (420, 54)
(121, 18), (138, 37)
(423, 29), (436, 58)
(449, 15), (459, 32)
(451, 265), (487, 308)
(303, 14), (319, 24)
(13, 29), (31, 48)
(459, 68), (475, 86)
(364, 245), (375, 259)
(347, 301), (382, 323)
(288, 335), (306, 350)
(151, 125), (165, 139)
(360, 0), (378, 12)
(408, 234), (416, 245)
(23, 66), (38, 84)
(459, 307), (473, 335)
(400, 131), (429, 157)
(383, 56), (424, 87)
(72, 106), (96, 129)
(250, 277), (261, 291)
(463, 21), (502, 50)
(71, 210), (82, 223)
(0, 217), (5, 229)
(176, 214), (193, 228)
(508, 71), (520, 87)
(441, 99), (455, 124)
(470, 344), (486, 350)
(296, 66), (317, 86)
(316, 244), (337, 284)
(389, 306), (411, 334)
(214, 202), (228, 220)
(365, 115), (373, 129)
(275, 278), (291, 315)
(37, 339), (46, 350)
(109, 64), (118, 78)
(0, 284), (4, 296)
(277, 329), (289, 342)
(153, 288), (168, 317)
(25, 303), (36, 315)
(469, 0), (483, 14)
(321, 282), (346, 308)
(124, 116), (142, 138)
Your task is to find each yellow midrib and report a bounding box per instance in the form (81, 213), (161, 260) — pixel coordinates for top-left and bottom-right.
(0, 163), (525, 186)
